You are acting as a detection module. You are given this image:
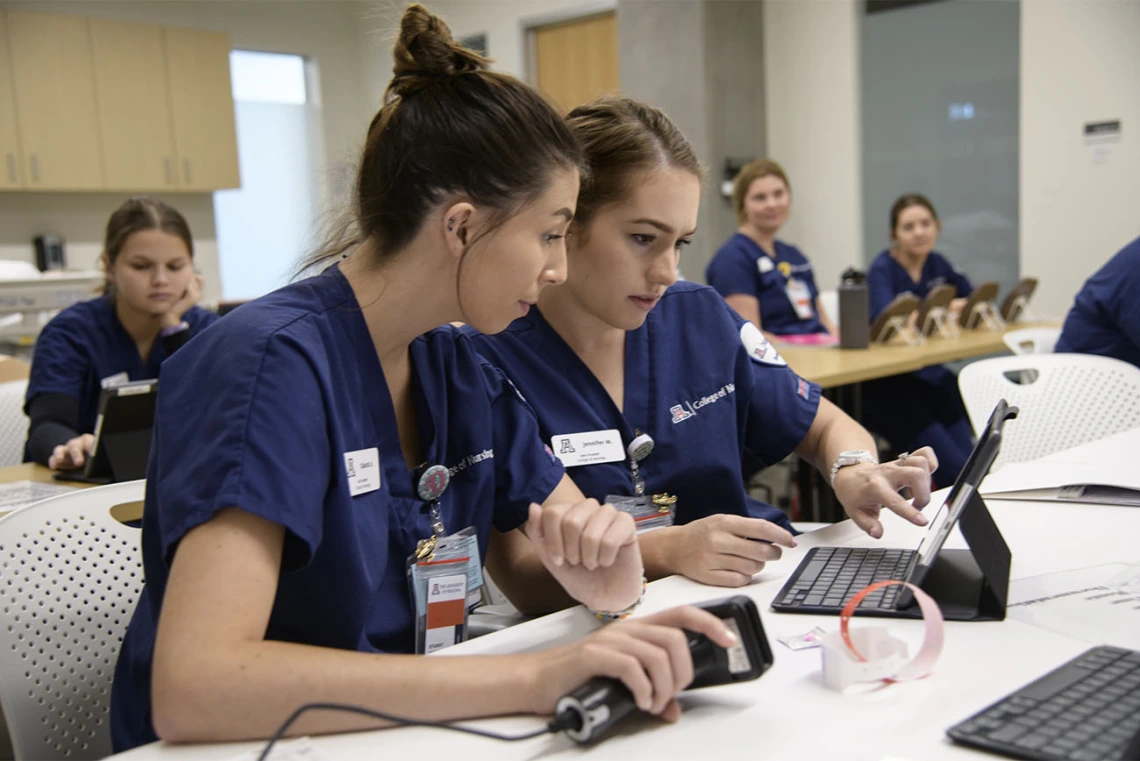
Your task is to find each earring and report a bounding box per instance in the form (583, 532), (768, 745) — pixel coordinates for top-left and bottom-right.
(447, 218), (455, 232)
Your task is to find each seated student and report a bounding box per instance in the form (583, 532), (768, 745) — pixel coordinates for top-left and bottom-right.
(110, 9), (732, 751)
(23, 196), (216, 470)
(1055, 235), (1140, 368)
(705, 159), (838, 342)
(863, 194), (973, 487)
(467, 97), (936, 588)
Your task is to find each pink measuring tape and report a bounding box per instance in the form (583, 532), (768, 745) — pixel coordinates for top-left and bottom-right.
(820, 580), (945, 690)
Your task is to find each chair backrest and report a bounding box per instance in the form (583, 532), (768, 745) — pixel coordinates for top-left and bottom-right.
(0, 481), (145, 761)
(1002, 327), (1061, 356)
(0, 379), (30, 467)
(958, 354), (1140, 469)
(818, 289), (838, 324)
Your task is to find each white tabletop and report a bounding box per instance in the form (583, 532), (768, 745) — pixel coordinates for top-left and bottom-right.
(111, 495), (1140, 761)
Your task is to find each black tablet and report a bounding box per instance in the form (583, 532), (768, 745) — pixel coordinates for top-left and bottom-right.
(54, 379), (157, 485)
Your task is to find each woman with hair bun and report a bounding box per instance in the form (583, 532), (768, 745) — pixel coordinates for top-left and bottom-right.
(110, 5), (731, 750)
(23, 195), (215, 470)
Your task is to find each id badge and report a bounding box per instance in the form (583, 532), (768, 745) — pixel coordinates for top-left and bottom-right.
(431, 526), (485, 610)
(785, 278), (815, 320)
(408, 555), (469, 654)
(606, 493), (676, 534)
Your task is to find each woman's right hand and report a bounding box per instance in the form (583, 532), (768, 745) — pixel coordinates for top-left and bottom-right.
(531, 605), (738, 720)
(661, 515), (797, 587)
(48, 433), (95, 471)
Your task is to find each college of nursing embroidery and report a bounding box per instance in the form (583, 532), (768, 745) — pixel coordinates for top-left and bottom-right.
(668, 382), (737, 424)
(740, 321), (787, 366)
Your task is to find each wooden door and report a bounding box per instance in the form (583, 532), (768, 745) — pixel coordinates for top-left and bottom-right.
(0, 12), (24, 189)
(164, 26), (240, 191)
(7, 11), (105, 190)
(534, 12), (619, 114)
(91, 19), (179, 191)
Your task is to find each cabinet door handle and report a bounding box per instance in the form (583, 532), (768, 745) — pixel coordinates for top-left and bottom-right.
(165, 157), (173, 185)
(29, 154), (39, 183)
(182, 158), (191, 186)
(6, 153), (15, 183)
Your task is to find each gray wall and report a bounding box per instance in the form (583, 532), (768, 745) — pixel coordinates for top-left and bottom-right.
(618, 0), (765, 283)
(861, 0), (1020, 290)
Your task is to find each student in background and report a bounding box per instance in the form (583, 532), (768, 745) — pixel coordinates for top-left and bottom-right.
(1055, 235), (1140, 368)
(23, 197), (216, 470)
(110, 8), (731, 751)
(706, 159), (837, 342)
(863, 194), (973, 487)
(469, 97), (937, 588)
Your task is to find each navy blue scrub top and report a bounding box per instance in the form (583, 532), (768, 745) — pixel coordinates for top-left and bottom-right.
(110, 265), (565, 751)
(1055, 236), (1140, 368)
(466, 282), (822, 534)
(866, 250), (973, 322)
(705, 233), (826, 335)
(23, 296), (217, 449)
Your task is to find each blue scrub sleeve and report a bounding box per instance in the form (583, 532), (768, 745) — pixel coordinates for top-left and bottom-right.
(867, 262), (897, 321)
(1114, 280), (1140, 353)
(720, 299), (822, 467)
(153, 334), (330, 570)
(483, 362), (566, 533)
(707, 243), (759, 299)
(24, 319), (87, 411)
(742, 360), (822, 468)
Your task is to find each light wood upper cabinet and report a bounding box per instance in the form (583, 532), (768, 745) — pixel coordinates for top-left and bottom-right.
(0, 12), (24, 189)
(164, 27), (240, 191)
(90, 19), (179, 191)
(7, 11), (105, 190)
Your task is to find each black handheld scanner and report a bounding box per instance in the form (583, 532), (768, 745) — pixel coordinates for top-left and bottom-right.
(554, 595), (773, 744)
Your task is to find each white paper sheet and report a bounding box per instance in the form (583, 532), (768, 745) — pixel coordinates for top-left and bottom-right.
(1007, 562), (1140, 649)
(0, 480), (79, 512)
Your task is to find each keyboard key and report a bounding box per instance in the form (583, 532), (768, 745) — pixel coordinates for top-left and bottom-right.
(1014, 735), (1049, 750)
(988, 724), (1029, 742)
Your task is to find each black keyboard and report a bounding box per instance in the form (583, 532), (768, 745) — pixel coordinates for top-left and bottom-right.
(770, 546), (916, 613)
(948, 645), (1140, 761)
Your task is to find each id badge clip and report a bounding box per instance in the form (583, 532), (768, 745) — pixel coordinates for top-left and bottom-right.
(606, 492), (676, 534)
(819, 580), (945, 691)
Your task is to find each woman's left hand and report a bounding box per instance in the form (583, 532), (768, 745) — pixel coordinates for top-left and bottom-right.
(832, 447), (939, 538)
(525, 500), (644, 614)
(163, 274), (203, 328)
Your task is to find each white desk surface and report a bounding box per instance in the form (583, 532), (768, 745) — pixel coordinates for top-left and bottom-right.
(112, 496), (1140, 761)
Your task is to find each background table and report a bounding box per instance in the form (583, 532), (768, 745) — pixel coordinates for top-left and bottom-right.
(110, 492), (1140, 761)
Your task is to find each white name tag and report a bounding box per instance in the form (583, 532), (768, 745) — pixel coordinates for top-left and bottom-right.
(550, 429), (625, 468)
(343, 447), (381, 496)
(100, 372), (129, 390)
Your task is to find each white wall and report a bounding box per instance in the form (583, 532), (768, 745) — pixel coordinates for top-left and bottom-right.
(1020, 0), (1140, 318)
(762, 0), (862, 293)
(0, 0), (384, 304)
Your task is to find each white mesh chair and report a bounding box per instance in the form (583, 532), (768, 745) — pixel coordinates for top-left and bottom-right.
(0, 380), (30, 467)
(0, 481), (145, 761)
(1003, 327), (1061, 356)
(958, 354), (1140, 469)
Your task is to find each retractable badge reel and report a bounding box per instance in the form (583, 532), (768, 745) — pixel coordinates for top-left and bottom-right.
(414, 464), (450, 560)
(606, 432), (676, 533)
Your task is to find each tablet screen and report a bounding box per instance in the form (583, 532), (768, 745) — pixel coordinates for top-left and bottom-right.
(912, 400), (1016, 570)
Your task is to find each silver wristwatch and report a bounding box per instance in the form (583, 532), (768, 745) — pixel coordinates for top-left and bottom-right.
(829, 450), (877, 487)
